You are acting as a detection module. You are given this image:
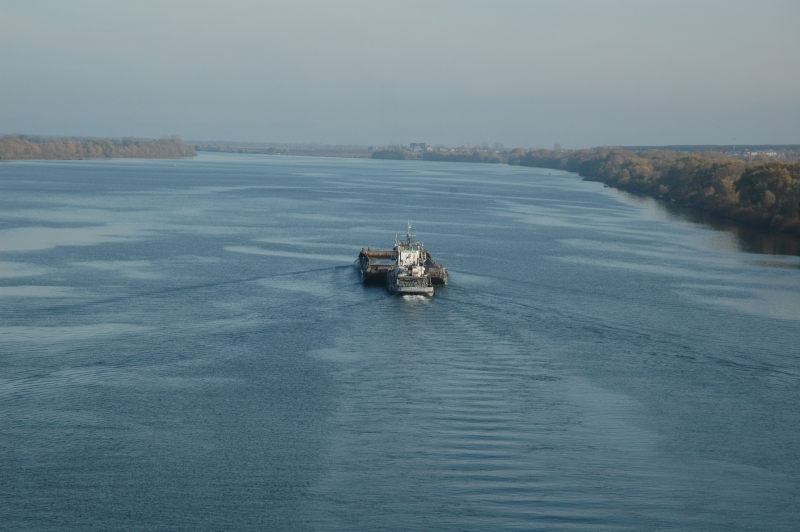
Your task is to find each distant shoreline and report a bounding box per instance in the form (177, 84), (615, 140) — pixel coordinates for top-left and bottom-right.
(0, 135), (195, 161)
(508, 149), (800, 237)
(196, 145), (371, 158)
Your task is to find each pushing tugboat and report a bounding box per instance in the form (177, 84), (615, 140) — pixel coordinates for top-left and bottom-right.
(358, 222), (447, 296)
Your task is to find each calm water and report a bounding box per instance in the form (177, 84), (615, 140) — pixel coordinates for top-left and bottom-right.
(2, 153), (799, 531)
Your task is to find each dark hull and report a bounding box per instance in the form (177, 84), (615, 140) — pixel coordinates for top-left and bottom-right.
(359, 249), (395, 284)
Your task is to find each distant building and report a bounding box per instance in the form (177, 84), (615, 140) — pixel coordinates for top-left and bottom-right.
(410, 143), (426, 152)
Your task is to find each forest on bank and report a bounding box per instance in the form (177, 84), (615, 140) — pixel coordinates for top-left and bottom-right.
(0, 135), (195, 160)
(508, 148), (800, 235)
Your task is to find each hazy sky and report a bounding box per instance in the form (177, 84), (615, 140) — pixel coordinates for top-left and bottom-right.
(2, 0), (799, 147)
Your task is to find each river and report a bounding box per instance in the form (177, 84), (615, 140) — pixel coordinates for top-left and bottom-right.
(2, 153), (799, 530)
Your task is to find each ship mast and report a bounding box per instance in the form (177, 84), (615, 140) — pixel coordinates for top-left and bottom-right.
(406, 220), (414, 245)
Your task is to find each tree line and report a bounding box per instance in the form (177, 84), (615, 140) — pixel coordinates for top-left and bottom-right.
(371, 147), (505, 163)
(0, 135), (196, 160)
(508, 148), (800, 235)
(370, 148), (420, 160)
(198, 146), (289, 155)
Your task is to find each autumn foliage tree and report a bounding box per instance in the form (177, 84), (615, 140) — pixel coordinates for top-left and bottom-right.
(509, 148), (800, 235)
(735, 162), (800, 232)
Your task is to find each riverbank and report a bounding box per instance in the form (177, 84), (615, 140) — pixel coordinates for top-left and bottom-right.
(508, 148), (800, 236)
(0, 135), (195, 160)
(194, 142), (372, 158)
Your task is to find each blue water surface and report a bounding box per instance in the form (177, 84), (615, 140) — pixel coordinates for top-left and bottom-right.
(1, 153), (799, 530)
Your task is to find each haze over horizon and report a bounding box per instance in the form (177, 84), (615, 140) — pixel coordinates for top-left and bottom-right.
(2, 0), (799, 148)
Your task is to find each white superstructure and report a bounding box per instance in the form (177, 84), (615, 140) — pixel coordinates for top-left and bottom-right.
(387, 222), (434, 296)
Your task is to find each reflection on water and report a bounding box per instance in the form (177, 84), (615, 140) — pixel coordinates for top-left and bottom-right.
(746, 260), (800, 270)
(617, 187), (800, 256)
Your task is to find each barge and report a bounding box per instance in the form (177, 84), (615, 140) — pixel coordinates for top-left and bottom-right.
(358, 223), (447, 296)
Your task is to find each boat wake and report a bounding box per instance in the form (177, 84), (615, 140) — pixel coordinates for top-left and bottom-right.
(401, 295), (431, 303)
